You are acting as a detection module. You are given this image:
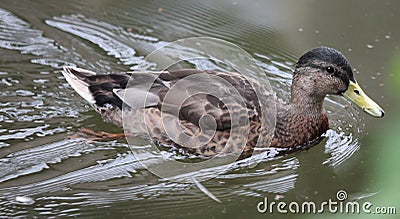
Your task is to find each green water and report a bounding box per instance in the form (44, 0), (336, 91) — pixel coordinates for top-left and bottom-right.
(0, 0), (399, 218)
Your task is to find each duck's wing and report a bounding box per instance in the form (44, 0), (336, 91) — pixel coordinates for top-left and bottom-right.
(122, 69), (264, 130)
(62, 67), (263, 130)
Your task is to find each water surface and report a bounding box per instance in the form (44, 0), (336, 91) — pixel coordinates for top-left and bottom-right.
(0, 0), (397, 218)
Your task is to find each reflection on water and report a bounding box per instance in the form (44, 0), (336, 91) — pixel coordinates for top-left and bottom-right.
(0, 0), (390, 218)
(46, 14), (153, 67)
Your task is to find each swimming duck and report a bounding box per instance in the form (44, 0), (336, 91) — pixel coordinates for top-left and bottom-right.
(62, 47), (384, 158)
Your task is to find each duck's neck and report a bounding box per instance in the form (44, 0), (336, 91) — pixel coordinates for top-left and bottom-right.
(289, 76), (326, 116)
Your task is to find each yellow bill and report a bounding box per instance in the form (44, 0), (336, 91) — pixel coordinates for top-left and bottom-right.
(342, 81), (384, 118)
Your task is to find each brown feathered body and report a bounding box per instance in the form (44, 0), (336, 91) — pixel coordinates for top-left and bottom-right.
(62, 67), (329, 158)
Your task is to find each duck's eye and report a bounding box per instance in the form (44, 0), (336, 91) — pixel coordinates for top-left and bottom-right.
(326, 66), (335, 73)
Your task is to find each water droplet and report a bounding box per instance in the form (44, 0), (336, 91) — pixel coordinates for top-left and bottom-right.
(348, 48), (352, 52)
(385, 35), (391, 39)
(15, 196), (35, 205)
(298, 28), (303, 32)
(314, 30), (319, 34)
(366, 44), (374, 49)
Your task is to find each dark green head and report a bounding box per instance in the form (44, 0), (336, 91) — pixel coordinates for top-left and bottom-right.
(296, 46), (356, 88)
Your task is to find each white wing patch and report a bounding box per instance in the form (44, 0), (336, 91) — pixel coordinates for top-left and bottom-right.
(113, 88), (160, 109)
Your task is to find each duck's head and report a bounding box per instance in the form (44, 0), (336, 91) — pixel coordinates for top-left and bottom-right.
(293, 46), (384, 117)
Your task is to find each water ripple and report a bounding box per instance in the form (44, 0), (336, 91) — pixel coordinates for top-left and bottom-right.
(0, 149), (300, 217)
(46, 14), (157, 67)
(0, 1), (369, 217)
(0, 9), (74, 68)
(0, 138), (114, 182)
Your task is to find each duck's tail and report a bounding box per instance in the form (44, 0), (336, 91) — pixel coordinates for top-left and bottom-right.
(62, 66), (129, 110)
(62, 66), (97, 105)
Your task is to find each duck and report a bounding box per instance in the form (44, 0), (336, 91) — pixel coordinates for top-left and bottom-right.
(62, 46), (384, 158)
